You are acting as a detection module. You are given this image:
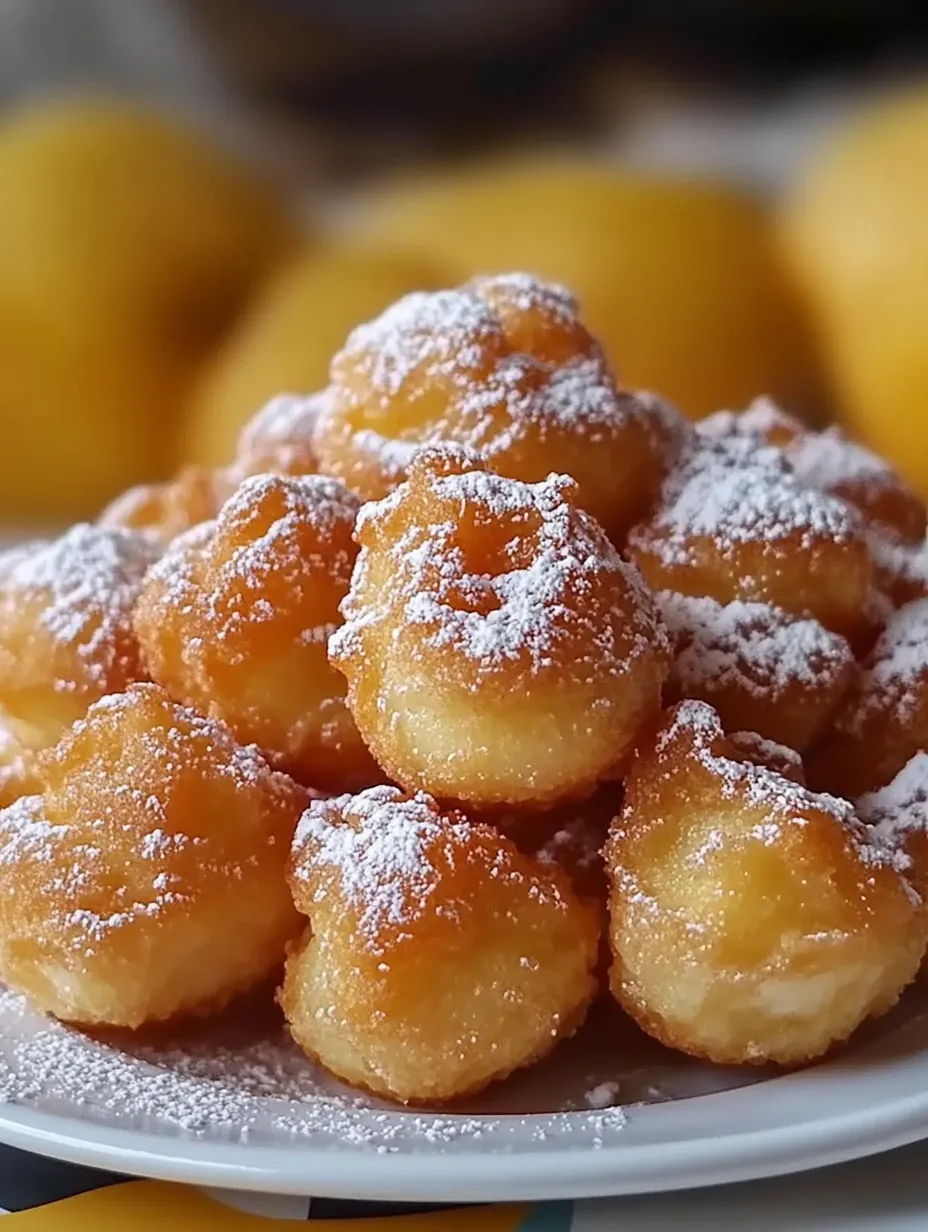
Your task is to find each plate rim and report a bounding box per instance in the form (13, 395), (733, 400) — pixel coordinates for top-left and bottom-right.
(1, 1060), (928, 1202)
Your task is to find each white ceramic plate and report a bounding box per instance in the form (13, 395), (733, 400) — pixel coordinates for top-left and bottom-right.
(0, 983), (927, 1203)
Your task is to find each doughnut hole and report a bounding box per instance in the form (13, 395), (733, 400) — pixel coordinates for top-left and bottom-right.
(135, 473), (377, 792)
(331, 449), (669, 809)
(0, 525), (157, 752)
(280, 787), (599, 1103)
(0, 684), (305, 1027)
(627, 436), (874, 642)
(99, 466), (221, 546)
(227, 392), (325, 483)
(702, 402), (927, 546)
(656, 592), (856, 753)
(606, 701), (925, 1066)
(317, 275), (685, 542)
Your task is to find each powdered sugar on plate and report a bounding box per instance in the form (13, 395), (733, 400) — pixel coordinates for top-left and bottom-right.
(0, 524), (158, 694)
(0, 984), (631, 1153)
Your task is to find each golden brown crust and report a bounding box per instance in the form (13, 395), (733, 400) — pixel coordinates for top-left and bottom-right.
(134, 472), (378, 793)
(0, 524), (157, 750)
(99, 467), (222, 547)
(280, 786), (599, 1103)
(330, 448), (669, 809)
(0, 683), (306, 1028)
(315, 273), (686, 542)
(605, 700), (926, 1066)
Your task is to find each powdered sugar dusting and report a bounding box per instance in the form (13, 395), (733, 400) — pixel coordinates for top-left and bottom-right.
(236, 392), (328, 470)
(146, 473), (359, 657)
(0, 795), (69, 867)
(852, 599), (928, 731)
(656, 591), (853, 699)
(326, 276), (656, 478)
(698, 396), (802, 444)
(0, 524), (157, 693)
(293, 786), (566, 952)
(658, 700), (904, 871)
(788, 427), (902, 494)
(631, 435), (858, 566)
(859, 753), (928, 855)
(870, 530), (928, 603)
(335, 464), (662, 679)
(292, 787), (461, 943)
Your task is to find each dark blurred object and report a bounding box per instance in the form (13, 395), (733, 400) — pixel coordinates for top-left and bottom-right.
(183, 0), (602, 176)
(183, 0), (928, 178)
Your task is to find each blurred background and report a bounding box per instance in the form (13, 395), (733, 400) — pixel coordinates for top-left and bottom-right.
(1, 0), (928, 526)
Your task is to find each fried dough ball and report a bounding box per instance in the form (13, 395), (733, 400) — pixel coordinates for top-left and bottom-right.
(859, 753), (928, 899)
(0, 524), (157, 751)
(703, 397), (927, 545)
(655, 591), (855, 752)
(0, 683), (305, 1028)
(331, 448), (669, 809)
(99, 466), (222, 547)
(606, 700), (926, 1066)
(280, 786), (599, 1103)
(316, 272), (686, 542)
(627, 433), (873, 642)
(227, 391), (324, 483)
(134, 473), (377, 792)
(806, 599), (928, 799)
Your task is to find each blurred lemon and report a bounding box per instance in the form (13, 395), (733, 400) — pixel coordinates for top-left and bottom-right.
(358, 158), (819, 419)
(780, 85), (928, 495)
(0, 99), (299, 523)
(185, 244), (443, 466)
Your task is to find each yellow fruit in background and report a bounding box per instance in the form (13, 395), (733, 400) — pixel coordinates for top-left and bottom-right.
(0, 99), (299, 523)
(185, 244), (443, 466)
(359, 159), (820, 419)
(780, 85), (928, 496)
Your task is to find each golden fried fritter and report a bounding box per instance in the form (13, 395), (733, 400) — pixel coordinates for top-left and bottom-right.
(281, 786), (599, 1103)
(0, 683), (306, 1027)
(331, 448), (669, 809)
(135, 472), (377, 792)
(316, 273), (685, 542)
(606, 701), (925, 1066)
